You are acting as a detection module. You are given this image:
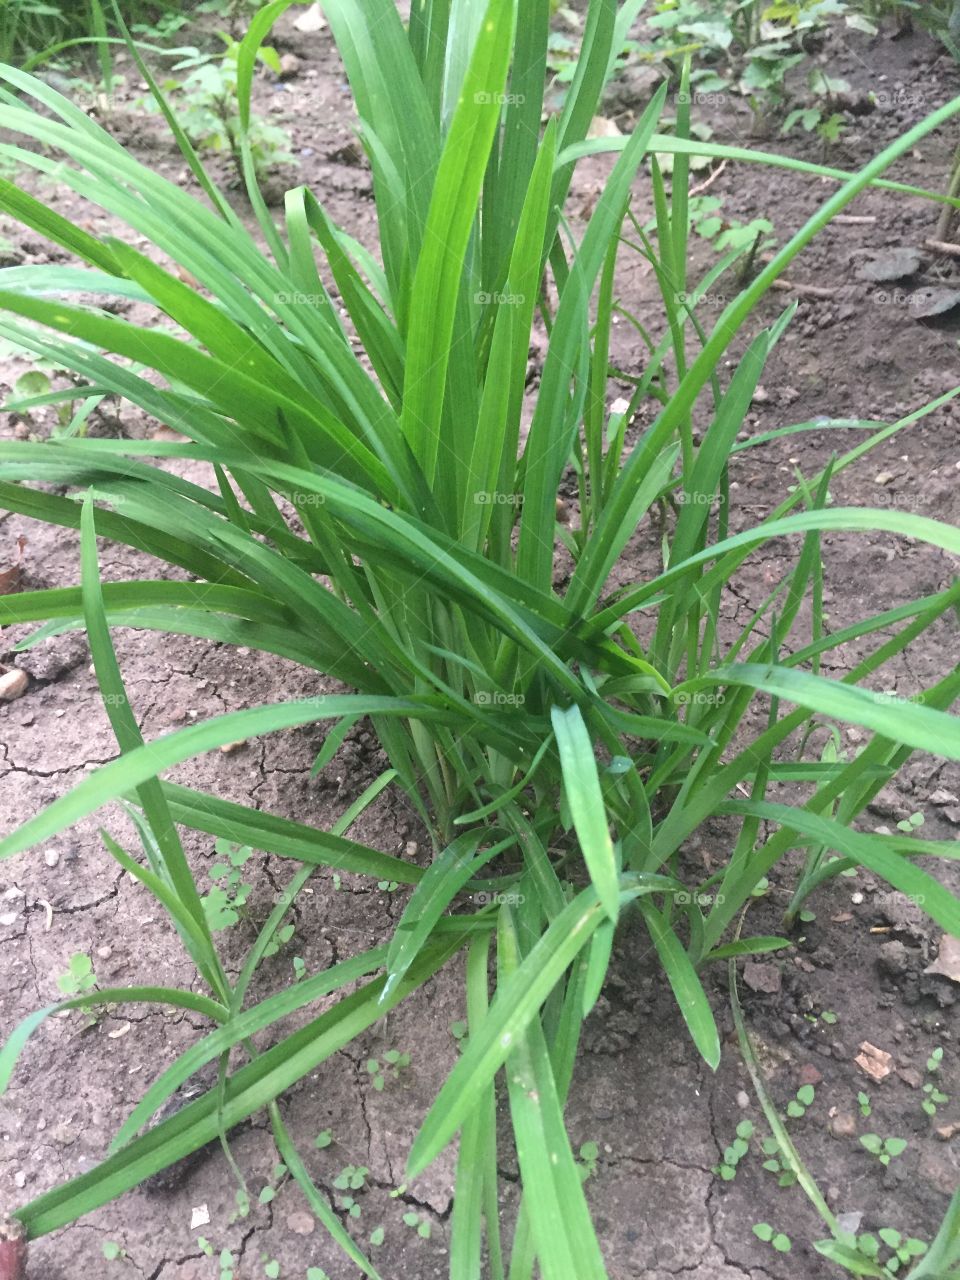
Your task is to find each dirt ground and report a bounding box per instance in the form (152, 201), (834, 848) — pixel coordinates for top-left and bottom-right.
(0, 9), (959, 1279)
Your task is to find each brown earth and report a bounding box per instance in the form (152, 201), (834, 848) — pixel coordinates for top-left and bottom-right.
(0, 9), (958, 1280)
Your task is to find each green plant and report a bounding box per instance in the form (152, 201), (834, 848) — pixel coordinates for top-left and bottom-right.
(786, 1082), (816, 1119)
(402, 1211), (432, 1239)
(366, 1048), (411, 1091)
(922, 1046), (949, 1118)
(857, 1090), (872, 1118)
(752, 1222), (792, 1252)
(160, 34), (294, 187)
(578, 1140), (600, 1180)
(860, 1133), (908, 1167)
(0, 4), (960, 1280)
(56, 952), (97, 997)
(759, 1134), (798, 1187)
(714, 1118), (753, 1180)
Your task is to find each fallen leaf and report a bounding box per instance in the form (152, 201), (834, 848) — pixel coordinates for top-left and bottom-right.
(909, 286), (960, 319)
(925, 935), (960, 984)
(587, 115), (622, 139)
(190, 1204), (210, 1230)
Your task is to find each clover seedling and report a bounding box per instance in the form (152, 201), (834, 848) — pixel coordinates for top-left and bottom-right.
(752, 1223), (791, 1252)
(102, 1240), (126, 1261)
(402, 1211), (432, 1239)
(759, 1136), (797, 1188)
(857, 1090), (872, 1118)
(314, 1129), (332, 1150)
(896, 811), (924, 834)
(860, 1134), (907, 1166)
(369, 1226), (385, 1247)
(714, 1119), (753, 1181)
(786, 1083), (815, 1119)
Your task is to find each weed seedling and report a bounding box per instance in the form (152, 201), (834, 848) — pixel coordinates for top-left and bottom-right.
(714, 1119), (753, 1181)
(402, 1211), (432, 1239)
(786, 1084), (815, 1119)
(752, 1223), (792, 1253)
(922, 1047), (949, 1117)
(578, 1140), (600, 1181)
(202, 840), (253, 931)
(759, 1136), (798, 1188)
(857, 1091), (872, 1118)
(57, 952), (96, 997)
(860, 1134), (907, 1167)
(366, 1049), (411, 1091)
(333, 1164), (368, 1217)
(102, 1240), (126, 1261)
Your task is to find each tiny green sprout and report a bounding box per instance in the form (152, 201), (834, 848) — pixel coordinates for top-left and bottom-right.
(314, 1129), (332, 1149)
(333, 1165), (368, 1193)
(219, 1249), (235, 1280)
(292, 956), (306, 981)
(377, 879), (400, 892)
(264, 1262), (280, 1279)
(58, 952), (97, 996)
(203, 841), (253, 931)
(307, 1270), (329, 1280)
(233, 1188), (251, 1220)
(877, 1227), (927, 1268)
(339, 1195), (361, 1218)
(370, 1226), (385, 1247)
(198, 1238), (214, 1257)
(786, 1083), (815, 1119)
(714, 1119), (753, 1181)
(752, 1223), (791, 1252)
(896, 811), (925, 834)
(259, 1185), (275, 1205)
(102, 1240), (125, 1261)
(860, 1134), (907, 1166)
(759, 1135), (797, 1187)
(921, 1049), (949, 1117)
(390, 1184), (407, 1198)
(262, 921), (295, 958)
(750, 877), (770, 898)
(332, 873), (342, 891)
(857, 1091), (872, 1118)
(449, 1019), (468, 1042)
(799, 909), (816, 923)
(401, 1210), (432, 1238)
(820, 1010), (838, 1025)
(367, 1048), (411, 1090)
(578, 1140), (600, 1180)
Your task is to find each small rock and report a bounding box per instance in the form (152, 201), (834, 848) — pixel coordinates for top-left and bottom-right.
(189, 1204), (210, 1230)
(935, 1122), (959, 1140)
(929, 788), (959, 806)
(96, 945), (113, 960)
(293, 2), (326, 32)
(874, 470), (896, 486)
(878, 939), (910, 977)
(735, 1090), (750, 1110)
(743, 961), (781, 994)
(943, 806), (960, 827)
(925, 935), (960, 984)
(219, 740), (246, 754)
(404, 840), (418, 858)
(858, 247), (921, 282)
(286, 1211), (315, 1235)
(278, 52), (302, 79)
(830, 1112), (858, 1138)
(13, 1171), (26, 1189)
(851, 892), (865, 905)
(43, 848), (60, 869)
(798, 1064), (823, 1086)
(897, 1066), (922, 1088)
(0, 912), (19, 927)
(0, 669), (29, 701)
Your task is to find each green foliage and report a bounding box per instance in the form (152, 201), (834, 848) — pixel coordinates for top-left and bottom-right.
(56, 952), (97, 996)
(714, 1118), (753, 1180)
(0, 5), (958, 1280)
(860, 1133), (908, 1166)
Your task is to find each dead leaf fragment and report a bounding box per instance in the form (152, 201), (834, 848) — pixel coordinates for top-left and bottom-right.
(855, 1041), (892, 1081)
(0, 669), (29, 702)
(924, 934), (960, 984)
(935, 1122), (959, 1141)
(858, 247), (921, 282)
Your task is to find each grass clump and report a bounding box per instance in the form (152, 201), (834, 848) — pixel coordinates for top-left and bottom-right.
(0, 1), (958, 1276)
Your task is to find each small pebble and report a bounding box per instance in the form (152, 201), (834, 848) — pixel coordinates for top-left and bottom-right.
(0, 669), (29, 701)
(286, 1211), (315, 1235)
(736, 1090), (750, 1109)
(13, 1171), (26, 1189)
(43, 849), (60, 868)
(96, 945), (113, 960)
(851, 892), (864, 905)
